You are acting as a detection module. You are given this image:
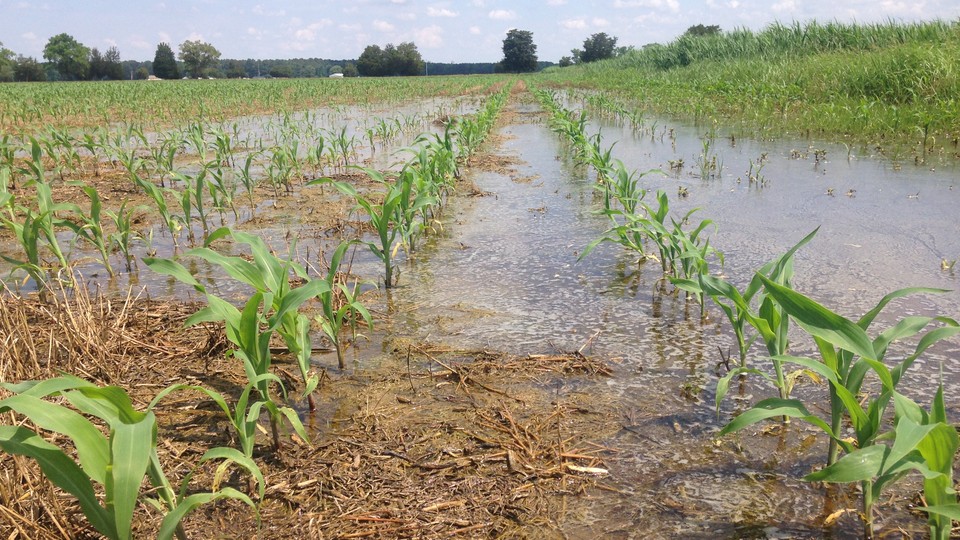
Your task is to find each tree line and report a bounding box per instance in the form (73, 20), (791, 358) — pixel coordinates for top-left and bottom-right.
(4, 24), (689, 83)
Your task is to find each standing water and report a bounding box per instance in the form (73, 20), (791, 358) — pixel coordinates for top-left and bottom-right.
(383, 94), (960, 537)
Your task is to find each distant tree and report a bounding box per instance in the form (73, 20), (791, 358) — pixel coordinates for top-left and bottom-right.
(574, 32), (618, 63)
(269, 64), (292, 78)
(356, 45), (383, 76)
(329, 64), (343, 74)
(225, 60), (246, 78)
(14, 55), (46, 82)
(153, 42), (180, 79)
(135, 66), (149, 80)
(357, 42), (423, 76)
(684, 24), (721, 37)
(499, 29), (537, 73)
(178, 40), (221, 78)
(43, 33), (90, 80)
(0, 42), (14, 82)
(558, 56), (573, 68)
(342, 63), (358, 77)
(89, 46), (123, 80)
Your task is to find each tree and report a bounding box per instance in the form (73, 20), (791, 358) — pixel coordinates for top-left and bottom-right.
(269, 65), (292, 78)
(342, 63), (359, 77)
(558, 56), (573, 68)
(684, 24), (721, 37)
(14, 55), (46, 82)
(0, 42), (15, 82)
(153, 43), (179, 79)
(89, 46), (123, 80)
(499, 29), (537, 73)
(135, 67), (149, 80)
(574, 32), (618, 63)
(225, 60), (246, 78)
(43, 33), (90, 80)
(356, 42), (424, 76)
(178, 40), (220, 78)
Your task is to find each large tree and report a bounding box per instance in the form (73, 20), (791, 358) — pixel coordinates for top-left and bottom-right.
(89, 46), (123, 80)
(684, 24), (721, 37)
(43, 33), (90, 80)
(14, 55), (46, 82)
(153, 42), (180, 79)
(178, 40), (220, 78)
(0, 41), (15, 82)
(499, 29), (537, 73)
(356, 42), (424, 76)
(574, 32), (618, 63)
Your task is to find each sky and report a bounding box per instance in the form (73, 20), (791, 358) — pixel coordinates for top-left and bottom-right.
(2, 0), (959, 64)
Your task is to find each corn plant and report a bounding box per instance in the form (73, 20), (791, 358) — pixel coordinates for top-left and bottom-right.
(106, 201), (141, 272)
(150, 374), (296, 461)
(316, 241), (373, 369)
(62, 183), (115, 277)
(718, 279), (960, 538)
(312, 171), (404, 288)
(0, 375), (261, 540)
(145, 228), (330, 414)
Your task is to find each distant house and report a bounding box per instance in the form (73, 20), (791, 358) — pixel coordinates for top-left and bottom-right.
(329, 73), (344, 78)
(146, 75), (162, 81)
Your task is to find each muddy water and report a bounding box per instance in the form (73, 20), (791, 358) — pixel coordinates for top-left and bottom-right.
(381, 98), (960, 537)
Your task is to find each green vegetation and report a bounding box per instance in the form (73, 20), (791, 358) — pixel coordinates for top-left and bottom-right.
(545, 19), (960, 154)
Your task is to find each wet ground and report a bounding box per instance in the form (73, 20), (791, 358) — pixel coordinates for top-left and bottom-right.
(3, 87), (959, 538)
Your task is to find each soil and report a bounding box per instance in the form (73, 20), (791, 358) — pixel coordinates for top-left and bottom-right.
(0, 89), (624, 539)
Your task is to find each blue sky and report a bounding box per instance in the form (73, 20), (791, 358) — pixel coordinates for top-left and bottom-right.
(2, 0), (959, 63)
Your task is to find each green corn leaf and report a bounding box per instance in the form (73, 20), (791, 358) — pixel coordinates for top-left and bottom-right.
(144, 257), (206, 293)
(186, 248), (265, 292)
(758, 274), (876, 361)
(106, 414), (156, 540)
(803, 444), (887, 483)
(0, 425), (116, 539)
(719, 397), (834, 437)
(0, 394), (110, 485)
(157, 488), (258, 540)
(198, 446), (265, 501)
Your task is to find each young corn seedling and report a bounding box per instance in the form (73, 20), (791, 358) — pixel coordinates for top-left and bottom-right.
(106, 201), (141, 272)
(720, 278), (960, 538)
(61, 183), (116, 277)
(316, 241), (373, 369)
(146, 228), (330, 414)
(0, 375), (261, 540)
(311, 170), (403, 288)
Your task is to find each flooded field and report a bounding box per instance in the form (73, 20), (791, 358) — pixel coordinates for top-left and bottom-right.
(2, 82), (959, 538)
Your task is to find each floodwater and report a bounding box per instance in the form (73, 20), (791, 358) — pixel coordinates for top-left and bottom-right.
(4, 91), (959, 537)
(375, 97), (960, 537)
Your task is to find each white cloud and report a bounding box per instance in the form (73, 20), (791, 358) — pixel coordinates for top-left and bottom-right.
(427, 7), (457, 17)
(547, 0), (567, 4)
(373, 20), (395, 32)
(293, 20), (333, 42)
(771, 0), (795, 12)
(561, 18), (588, 30)
(469, 26), (482, 35)
(398, 12), (417, 21)
(158, 32), (171, 43)
(488, 9), (515, 19)
(415, 25), (444, 48)
(593, 17), (610, 27)
(613, 0), (680, 11)
(252, 4), (285, 17)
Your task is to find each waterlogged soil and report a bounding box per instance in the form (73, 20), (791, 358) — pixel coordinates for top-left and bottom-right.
(2, 86), (960, 539)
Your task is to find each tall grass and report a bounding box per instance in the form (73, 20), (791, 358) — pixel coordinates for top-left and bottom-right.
(544, 19), (960, 151)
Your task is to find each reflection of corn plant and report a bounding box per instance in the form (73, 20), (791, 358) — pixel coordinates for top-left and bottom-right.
(316, 241), (373, 369)
(0, 376), (261, 540)
(719, 279), (960, 538)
